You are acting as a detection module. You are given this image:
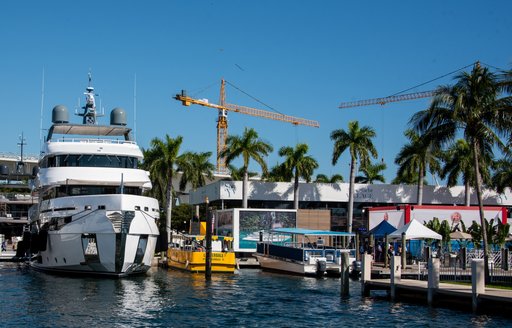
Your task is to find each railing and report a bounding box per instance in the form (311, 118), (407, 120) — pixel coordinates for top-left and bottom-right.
(50, 138), (135, 145)
(438, 249), (512, 284)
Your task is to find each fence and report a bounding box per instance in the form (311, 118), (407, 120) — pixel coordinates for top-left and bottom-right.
(438, 249), (512, 285)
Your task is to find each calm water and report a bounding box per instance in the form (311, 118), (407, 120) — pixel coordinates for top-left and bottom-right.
(0, 262), (510, 327)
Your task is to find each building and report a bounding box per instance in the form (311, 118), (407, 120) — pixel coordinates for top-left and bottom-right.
(0, 153), (38, 240)
(189, 180), (512, 231)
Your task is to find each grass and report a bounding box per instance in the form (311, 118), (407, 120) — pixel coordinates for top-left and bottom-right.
(443, 280), (512, 290)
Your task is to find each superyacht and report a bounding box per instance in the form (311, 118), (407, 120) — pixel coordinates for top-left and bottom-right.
(28, 77), (160, 276)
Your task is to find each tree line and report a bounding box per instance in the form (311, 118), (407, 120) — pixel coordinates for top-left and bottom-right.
(142, 62), (512, 281)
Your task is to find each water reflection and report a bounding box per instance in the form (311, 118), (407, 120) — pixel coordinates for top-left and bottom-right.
(0, 263), (509, 327)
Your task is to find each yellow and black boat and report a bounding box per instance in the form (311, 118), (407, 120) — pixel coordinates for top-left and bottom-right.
(167, 233), (236, 273)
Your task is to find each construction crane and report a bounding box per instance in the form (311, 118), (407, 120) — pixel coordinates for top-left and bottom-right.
(339, 90), (435, 109)
(174, 79), (320, 174)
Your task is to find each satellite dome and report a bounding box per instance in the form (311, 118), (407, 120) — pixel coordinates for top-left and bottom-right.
(110, 107), (127, 126)
(52, 105), (69, 123)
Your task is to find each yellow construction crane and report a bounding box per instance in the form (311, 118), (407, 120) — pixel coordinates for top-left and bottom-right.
(339, 90), (435, 109)
(174, 79), (320, 174)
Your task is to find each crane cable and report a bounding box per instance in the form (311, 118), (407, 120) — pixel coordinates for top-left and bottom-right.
(390, 62), (477, 97)
(224, 80), (286, 116)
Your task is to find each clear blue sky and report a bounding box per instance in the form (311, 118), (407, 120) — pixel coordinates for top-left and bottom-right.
(1, 1), (511, 183)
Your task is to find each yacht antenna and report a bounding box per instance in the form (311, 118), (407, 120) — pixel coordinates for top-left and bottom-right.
(39, 68), (45, 153)
(133, 73), (137, 141)
(77, 72), (103, 125)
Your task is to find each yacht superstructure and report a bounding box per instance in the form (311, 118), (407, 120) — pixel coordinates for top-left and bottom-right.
(28, 78), (160, 276)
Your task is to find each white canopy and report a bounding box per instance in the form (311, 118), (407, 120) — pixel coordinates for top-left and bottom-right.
(389, 219), (442, 240)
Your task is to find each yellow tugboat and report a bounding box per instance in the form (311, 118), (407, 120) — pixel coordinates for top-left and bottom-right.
(167, 222), (236, 273)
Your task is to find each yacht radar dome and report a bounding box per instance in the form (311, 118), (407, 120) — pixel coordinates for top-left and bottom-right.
(52, 105), (69, 123)
(110, 107), (127, 126)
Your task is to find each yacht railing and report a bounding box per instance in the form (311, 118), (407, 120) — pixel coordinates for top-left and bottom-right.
(50, 138), (136, 145)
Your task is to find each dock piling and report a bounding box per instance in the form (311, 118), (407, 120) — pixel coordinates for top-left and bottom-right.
(427, 258), (440, 306)
(390, 256), (401, 300)
(361, 254), (372, 296)
(472, 259), (485, 312)
(340, 252), (350, 298)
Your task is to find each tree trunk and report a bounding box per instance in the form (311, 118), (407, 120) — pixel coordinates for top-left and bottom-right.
(417, 164), (424, 205)
(464, 181), (471, 206)
(473, 141), (490, 283)
(242, 170), (248, 208)
(347, 156), (356, 233)
(293, 170), (299, 210)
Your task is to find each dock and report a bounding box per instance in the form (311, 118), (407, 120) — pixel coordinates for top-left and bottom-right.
(360, 254), (512, 316)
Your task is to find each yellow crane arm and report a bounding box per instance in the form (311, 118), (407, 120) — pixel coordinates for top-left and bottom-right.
(174, 92), (319, 128)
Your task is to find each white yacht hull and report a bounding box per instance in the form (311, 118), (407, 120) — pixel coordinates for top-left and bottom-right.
(29, 194), (160, 277)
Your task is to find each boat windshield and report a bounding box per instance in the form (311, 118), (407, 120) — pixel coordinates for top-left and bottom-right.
(40, 154), (138, 169)
(42, 185), (142, 200)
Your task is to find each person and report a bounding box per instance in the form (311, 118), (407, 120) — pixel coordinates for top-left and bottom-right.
(377, 242), (383, 261)
(397, 245), (402, 256)
(1, 241), (6, 252)
(387, 245), (394, 259)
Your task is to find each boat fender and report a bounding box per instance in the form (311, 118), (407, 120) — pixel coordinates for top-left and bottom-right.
(316, 259), (327, 275)
(155, 231), (168, 253)
(38, 230), (48, 252)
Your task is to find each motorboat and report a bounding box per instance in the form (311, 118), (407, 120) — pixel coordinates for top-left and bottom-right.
(254, 228), (356, 277)
(26, 77), (160, 277)
(167, 232), (236, 273)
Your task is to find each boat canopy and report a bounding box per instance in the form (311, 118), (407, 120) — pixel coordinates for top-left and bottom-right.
(271, 228), (355, 237)
(47, 124), (132, 141)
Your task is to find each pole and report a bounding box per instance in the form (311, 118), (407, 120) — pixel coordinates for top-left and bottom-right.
(340, 252), (350, 298)
(205, 197), (212, 281)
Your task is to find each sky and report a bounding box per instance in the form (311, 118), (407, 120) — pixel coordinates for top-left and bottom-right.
(1, 1), (512, 183)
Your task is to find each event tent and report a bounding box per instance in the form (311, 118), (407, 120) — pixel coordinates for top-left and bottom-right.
(367, 220), (396, 238)
(389, 219), (442, 240)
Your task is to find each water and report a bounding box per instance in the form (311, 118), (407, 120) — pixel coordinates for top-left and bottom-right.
(1, 262), (510, 327)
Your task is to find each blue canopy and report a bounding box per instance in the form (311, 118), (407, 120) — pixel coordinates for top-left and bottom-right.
(368, 220), (396, 238)
(271, 227), (355, 237)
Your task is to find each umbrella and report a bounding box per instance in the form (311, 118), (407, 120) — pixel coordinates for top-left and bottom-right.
(449, 231), (472, 240)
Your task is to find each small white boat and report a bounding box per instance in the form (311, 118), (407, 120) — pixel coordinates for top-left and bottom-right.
(254, 228), (356, 277)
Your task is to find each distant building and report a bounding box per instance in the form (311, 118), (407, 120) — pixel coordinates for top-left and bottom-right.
(189, 180), (512, 231)
(0, 153), (38, 238)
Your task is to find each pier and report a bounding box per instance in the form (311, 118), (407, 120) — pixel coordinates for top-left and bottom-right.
(361, 254), (512, 315)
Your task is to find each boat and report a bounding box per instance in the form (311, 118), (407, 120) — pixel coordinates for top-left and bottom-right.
(254, 228), (357, 277)
(26, 76), (160, 277)
(167, 232), (236, 273)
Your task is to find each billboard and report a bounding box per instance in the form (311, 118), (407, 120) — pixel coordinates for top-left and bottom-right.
(215, 209), (297, 252)
(369, 205), (507, 230)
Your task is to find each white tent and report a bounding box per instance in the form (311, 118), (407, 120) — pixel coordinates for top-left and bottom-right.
(389, 219), (442, 240)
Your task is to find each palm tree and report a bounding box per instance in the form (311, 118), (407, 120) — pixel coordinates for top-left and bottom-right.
(278, 143), (319, 209)
(394, 129), (441, 205)
(391, 169), (426, 185)
(331, 120), (377, 233)
(491, 159), (512, 194)
(226, 164), (258, 181)
(314, 173), (344, 183)
(220, 128), (273, 208)
(355, 161), (387, 184)
(441, 139), (492, 206)
(177, 151), (215, 191)
(264, 162), (292, 182)
(410, 62), (512, 282)
(144, 134), (183, 240)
